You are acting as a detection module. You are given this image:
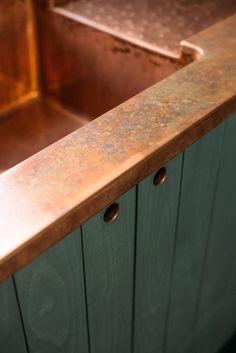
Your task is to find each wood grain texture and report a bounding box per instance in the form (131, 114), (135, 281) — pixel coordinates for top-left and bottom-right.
(166, 124), (225, 353)
(133, 154), (183, 353)
(194, 114), (236, 353)
(81, 188), (136, 353)
(0, 277), (28, 353)
(14, 229), (89, 353)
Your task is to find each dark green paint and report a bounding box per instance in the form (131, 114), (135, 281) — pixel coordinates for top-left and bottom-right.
(194, 115), (236, 353)
(0, 278), (28, 353)
(166, 124), (225, 353)
(219, 333), (236, 353)
(134, 154), (183, 353)
(15, 229), (89, 353)
(81, 188), (136, 353)
(3, 115), (236, 353)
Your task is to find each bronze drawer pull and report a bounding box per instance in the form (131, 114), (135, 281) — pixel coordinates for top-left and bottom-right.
(153, 167), (167, 186)
(104, 203), (120, 223)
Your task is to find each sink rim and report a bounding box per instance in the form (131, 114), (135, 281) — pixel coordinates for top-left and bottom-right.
(0, 14), (236, 282)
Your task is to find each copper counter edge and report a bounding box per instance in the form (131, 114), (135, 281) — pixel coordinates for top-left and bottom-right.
(0, 14), (236, 282)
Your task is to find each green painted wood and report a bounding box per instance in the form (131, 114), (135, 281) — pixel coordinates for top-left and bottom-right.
(14, 228), (89, 353)
(166, 123), (225, 353)
(194, 115), (236, 353)
(0, 277), (28, 353)
(219, 333), (236, 353)
(133, 154), (183, 353)
(81, 188), (136, 353)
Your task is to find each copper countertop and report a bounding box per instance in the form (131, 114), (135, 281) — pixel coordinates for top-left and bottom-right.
(0, 14), (236, 281)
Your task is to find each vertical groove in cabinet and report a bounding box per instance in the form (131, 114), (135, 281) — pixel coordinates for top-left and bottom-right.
(193, 115), (236, 353)
(80, 226), (92, 353)
(15, 229), (89, 353)
(190, 123), (226, 353)
(165, 124), (225, 353)
(162, 150), (186, 353)
(0, 277), (28, 353)
(131, 185), (139, 353)
(81, 188), (136, 353)
(12, 276), (30, 353)
(134, 154), (183, 353)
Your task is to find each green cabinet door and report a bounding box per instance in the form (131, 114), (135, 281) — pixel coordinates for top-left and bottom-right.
(194, 115), (236, 353)
(0, 278), (28, 353)
(81, 188), (136, 353)
(4, 115), (236, 353)
(134, 154), (183, 353)
(166, 123), (225, 353)
(14, 228), (89, 353)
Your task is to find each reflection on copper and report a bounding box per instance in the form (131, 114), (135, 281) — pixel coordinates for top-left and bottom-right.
(0, 0), (39, 114)
(1, 0), (236, 175)
(0, 2), (236, 281)
(0, 0), (186, 173)
(0, 99), (86, 172)
(54, 0), (236, 56)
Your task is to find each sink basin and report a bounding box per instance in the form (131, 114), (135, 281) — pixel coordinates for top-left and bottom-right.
(0, 0), (187, 173)
(1, 0), (236, 290)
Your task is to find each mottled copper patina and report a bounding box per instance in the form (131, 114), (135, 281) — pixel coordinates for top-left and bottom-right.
(0, 1), (236, 281)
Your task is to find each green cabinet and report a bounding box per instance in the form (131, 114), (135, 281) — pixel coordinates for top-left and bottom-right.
(14, 228), (89, 353)
(12, 189), (136, 353)
(134, 154), (183, 353)
(0, 278), (28, 353)
(81, 188), (136, 353)
(194, 116), (236, 353)
(1, 115), (236, 353)
(166, 124), (225, 353)
(134, 114), (236, 353)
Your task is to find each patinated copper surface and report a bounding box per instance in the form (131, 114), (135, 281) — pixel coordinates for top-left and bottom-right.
(0, 0), (38, 114)
(0, 99), (87, 173)
(54, 0), (236, 57)
(0, 6), (236, 281)
(0, 3), (184, 176)
(37, 9), (183, 119)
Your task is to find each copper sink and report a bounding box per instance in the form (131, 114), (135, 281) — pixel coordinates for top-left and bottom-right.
(0, 0), (186, 173)
(1, 1), (236, 282)
(2, 0), (236, 174)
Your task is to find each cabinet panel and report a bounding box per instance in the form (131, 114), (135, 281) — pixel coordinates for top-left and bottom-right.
(15, 229), (88, 353)
(166, 124), (224, 353)
(81, 188), (136, 353)
(0, 278), (28, 353)
(194, 115), (236, 353)
(133, 154), (183, 353)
